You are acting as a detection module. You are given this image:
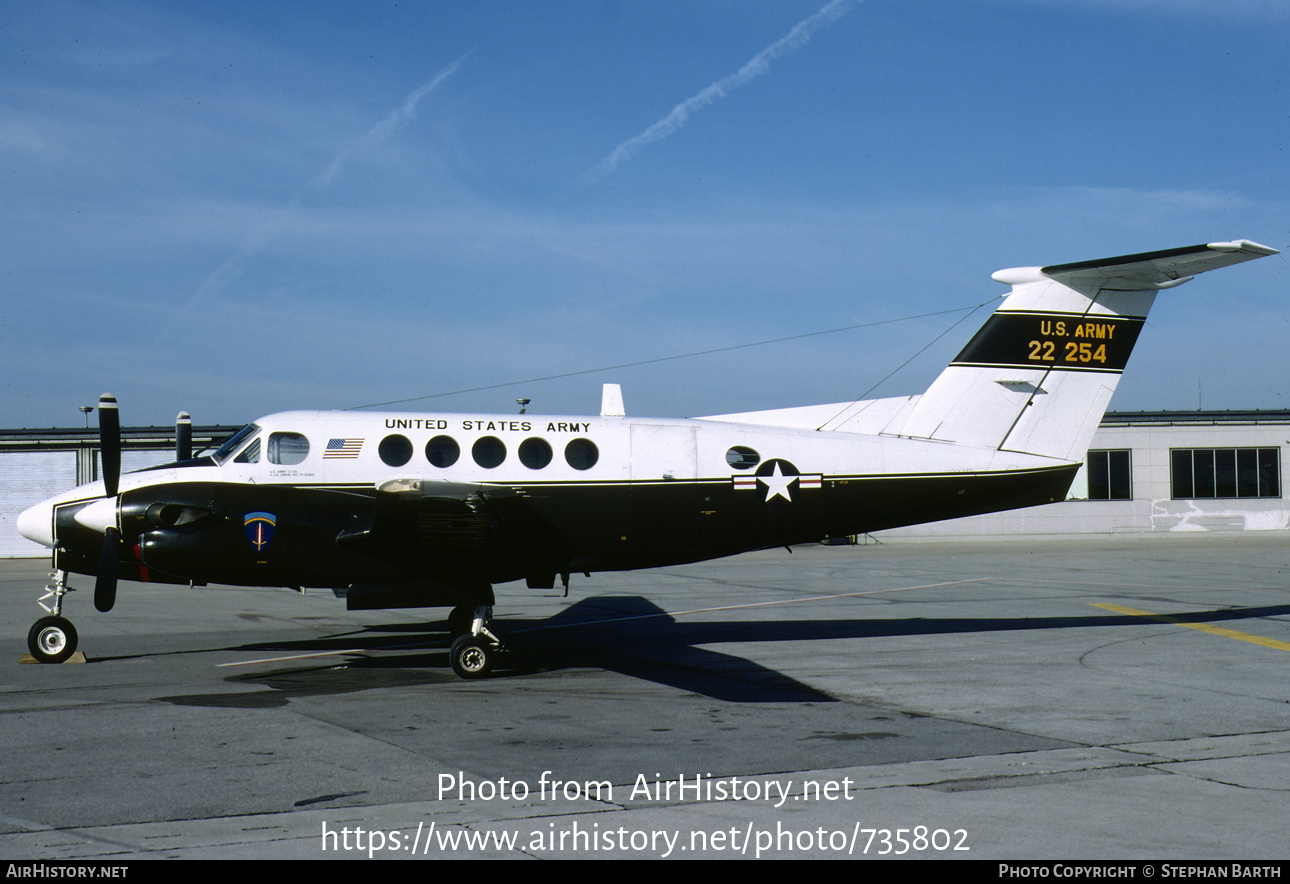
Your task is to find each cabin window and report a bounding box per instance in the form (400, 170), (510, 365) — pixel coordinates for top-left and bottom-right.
(725, 446), (761, 470)
(379, 434), (413, 467)
(472, 436), (506, 469)
(565, 438), (598, 471)
(519, 438), (553, 470)
(1086, 449), (1132, 500)
(267, 432), (309, 465)
(426, 435), (460, 468)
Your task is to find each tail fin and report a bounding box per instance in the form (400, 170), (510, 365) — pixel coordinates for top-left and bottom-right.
(877, 240), (1278, 461)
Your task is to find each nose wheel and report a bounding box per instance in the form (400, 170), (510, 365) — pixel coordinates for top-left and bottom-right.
(28, 616), (78, 664)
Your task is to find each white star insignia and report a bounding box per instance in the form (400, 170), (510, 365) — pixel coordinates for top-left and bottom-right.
(759, 463), (797, 503)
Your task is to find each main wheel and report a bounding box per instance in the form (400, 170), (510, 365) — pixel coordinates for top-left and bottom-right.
(449, 634), (494, 679)
(28, 616), (78, 664)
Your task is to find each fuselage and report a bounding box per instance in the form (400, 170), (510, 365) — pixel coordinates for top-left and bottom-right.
(19, 407), (1074, 595)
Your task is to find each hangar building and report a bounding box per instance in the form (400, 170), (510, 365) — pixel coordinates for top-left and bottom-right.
(879, 409), (1289, 539)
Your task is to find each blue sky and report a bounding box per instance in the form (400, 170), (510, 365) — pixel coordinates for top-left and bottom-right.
(3, 0), (1287, 429)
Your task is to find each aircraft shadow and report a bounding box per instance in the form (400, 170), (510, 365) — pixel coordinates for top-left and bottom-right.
(210, 596), (1290, 705)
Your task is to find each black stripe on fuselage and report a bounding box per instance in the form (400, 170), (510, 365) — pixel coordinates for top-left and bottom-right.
(60, 464), (1077, 591)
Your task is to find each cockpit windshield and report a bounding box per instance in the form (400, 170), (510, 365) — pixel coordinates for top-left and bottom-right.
(212, 424), (261, 465)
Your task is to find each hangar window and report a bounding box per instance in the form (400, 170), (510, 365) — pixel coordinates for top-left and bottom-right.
(725, 446), (761, 470)
(472, 436), (506, 469)
(519, 437), (553, 470)
(267, 432), (309, 465)
(379, 434), (413, 467)
(1171, 448), (1280, 499)
(565, 438), (598, 471)
(426, 435), (460, 468)
(1086, 449), (1132, 500)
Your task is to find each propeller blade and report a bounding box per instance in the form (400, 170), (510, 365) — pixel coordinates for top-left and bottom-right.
(176, 412), (192, 461)
(98, 393), (121, 498)
(95, 527), (119, 613)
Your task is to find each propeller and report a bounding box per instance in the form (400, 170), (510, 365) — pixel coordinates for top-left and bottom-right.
(95, 393), (121, 612)
(98, 394), (121, 497)
(95, 527), (119, 612)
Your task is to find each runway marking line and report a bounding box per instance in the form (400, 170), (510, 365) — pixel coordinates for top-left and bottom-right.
(1091, 602), (1290, 653)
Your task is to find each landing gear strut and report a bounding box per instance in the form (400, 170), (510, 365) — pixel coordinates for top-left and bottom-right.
(27, 571), (79, 663)
(448, 605), (504, 679)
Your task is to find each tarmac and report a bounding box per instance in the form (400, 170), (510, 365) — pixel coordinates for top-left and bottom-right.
(1, 532), (1287, 860)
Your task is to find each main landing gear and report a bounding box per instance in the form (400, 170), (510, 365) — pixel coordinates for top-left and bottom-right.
(447, 604), (505, 679)
(27, 571), (79, 664)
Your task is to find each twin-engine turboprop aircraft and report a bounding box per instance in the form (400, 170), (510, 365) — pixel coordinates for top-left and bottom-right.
(16, 240), (1278, 676)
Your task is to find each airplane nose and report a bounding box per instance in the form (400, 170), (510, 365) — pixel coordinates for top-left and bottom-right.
(17, 499), (55, 548)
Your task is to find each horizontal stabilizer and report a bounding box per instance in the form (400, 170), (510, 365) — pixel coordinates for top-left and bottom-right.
(995, 240), (1278, 291)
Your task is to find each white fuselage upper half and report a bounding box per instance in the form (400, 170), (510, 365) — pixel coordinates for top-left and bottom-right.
(18, 405), (1064, 549)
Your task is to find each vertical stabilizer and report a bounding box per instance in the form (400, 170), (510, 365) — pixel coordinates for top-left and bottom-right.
(870, 241), (1277, 461)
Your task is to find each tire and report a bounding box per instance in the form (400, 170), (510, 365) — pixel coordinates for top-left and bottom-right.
(450, 634), (493, 679)
(28, 616), (78, 664)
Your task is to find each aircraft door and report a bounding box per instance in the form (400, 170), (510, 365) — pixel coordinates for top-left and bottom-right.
(628, 424), (699, 556)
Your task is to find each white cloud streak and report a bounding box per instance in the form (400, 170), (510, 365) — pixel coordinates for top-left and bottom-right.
(315, 54), (468, 189)
(591, 0), (854, 180)
(153, 58), (467, 345)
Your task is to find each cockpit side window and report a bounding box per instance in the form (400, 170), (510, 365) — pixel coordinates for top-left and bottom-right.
(234, 438), (261, 464)
(268, 432), (310, 465)
(213, 424), (260, 464)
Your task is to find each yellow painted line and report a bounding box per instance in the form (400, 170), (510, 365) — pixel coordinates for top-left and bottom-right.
(1091, 603), (1290, 652)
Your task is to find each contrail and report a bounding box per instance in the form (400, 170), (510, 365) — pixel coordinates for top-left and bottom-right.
(590, 0), (853, 180)
(153, 58), (467, 345)
(315, 54), (468, 188)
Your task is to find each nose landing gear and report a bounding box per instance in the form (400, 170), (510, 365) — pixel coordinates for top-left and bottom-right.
(26, 570), (80, 664)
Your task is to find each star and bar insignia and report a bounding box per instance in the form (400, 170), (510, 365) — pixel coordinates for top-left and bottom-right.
(732, 459), (822, 504)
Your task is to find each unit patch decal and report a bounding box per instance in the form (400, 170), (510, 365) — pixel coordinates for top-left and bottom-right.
(243, 512), (277, 551)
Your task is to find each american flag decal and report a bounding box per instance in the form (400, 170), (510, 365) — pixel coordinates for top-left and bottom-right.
(324, 438), (363, 458)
